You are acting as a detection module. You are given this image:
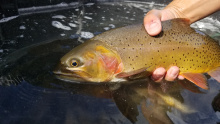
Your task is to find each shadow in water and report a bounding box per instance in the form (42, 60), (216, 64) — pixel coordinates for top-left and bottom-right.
(68, 79), (205, 124)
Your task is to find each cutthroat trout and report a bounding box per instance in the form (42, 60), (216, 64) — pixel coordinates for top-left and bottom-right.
(54, 18), (220, 89)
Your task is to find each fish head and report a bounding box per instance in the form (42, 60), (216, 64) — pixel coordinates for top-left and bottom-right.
(54, 40), (123, 82)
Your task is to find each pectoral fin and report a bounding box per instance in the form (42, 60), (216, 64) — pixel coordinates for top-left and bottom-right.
(180, 73), (208, 90)
(208, 67), (220, 82)
(116, 67), (149, 78)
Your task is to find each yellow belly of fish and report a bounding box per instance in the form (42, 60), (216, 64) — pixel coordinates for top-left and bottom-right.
(121, 48), (218, 74)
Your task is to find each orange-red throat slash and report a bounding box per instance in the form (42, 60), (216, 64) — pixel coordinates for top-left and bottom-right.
(96, 46), (124, 75)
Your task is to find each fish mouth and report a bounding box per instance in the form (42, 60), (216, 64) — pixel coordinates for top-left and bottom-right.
(53, 70), (84, 82)
(53, 64), (89, 82)
(53, 70), (81, 78)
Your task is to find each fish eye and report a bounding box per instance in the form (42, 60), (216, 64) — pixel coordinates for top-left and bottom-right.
(71, 60), (78, 67)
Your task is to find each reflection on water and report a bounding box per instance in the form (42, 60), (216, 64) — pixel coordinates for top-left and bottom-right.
(0, 1), (220, 124)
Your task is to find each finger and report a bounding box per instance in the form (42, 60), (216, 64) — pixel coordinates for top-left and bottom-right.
(151, 67), (166, 82)
(178, 75), (185, 80)
(165, 66), (180, 81)
(143, 9), (162, 36)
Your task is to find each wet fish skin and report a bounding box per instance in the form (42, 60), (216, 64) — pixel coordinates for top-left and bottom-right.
(54, 18), (220, 89)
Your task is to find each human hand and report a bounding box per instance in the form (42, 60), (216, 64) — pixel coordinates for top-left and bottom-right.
(144, 9), (185, 82)
(144, 0), (220, 82)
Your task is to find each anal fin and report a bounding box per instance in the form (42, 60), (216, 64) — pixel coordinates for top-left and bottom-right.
(208, 67), (220, 82)
(177, 80), (204, 93)
(180, 73), (208, 90)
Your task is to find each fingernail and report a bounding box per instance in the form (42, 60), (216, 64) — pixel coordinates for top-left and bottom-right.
(152, 69), (165, 82)
(149, 22), (158, 29)
(145, 21), (160, 36)
(170, 69), (178, 78)
(178, 75), (185, 80)
(145, 22), (157, 30)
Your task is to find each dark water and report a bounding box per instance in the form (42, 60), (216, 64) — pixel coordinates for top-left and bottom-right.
(0, 1), (220, 124)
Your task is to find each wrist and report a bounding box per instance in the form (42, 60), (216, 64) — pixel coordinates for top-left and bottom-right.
(164, 0), (220, 23)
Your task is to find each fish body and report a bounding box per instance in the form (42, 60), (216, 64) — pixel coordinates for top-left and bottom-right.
(54, 18), (220, 89)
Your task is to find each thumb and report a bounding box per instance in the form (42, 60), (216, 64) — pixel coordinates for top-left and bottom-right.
(144, 10), (162, 36)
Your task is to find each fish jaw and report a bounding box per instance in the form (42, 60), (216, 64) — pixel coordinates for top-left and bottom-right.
(53, 63), (88, 82)
(54, 40), (124, 82)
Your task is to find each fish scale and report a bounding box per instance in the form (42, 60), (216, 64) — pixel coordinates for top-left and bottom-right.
(55, 18), (220, 89)
(92, 20), (220, 74)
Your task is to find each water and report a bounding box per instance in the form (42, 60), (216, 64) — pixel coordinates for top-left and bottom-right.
(0, 1), (220, 124)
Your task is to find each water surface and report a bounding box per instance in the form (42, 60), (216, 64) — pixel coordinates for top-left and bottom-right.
(0, 1), (220, 124)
